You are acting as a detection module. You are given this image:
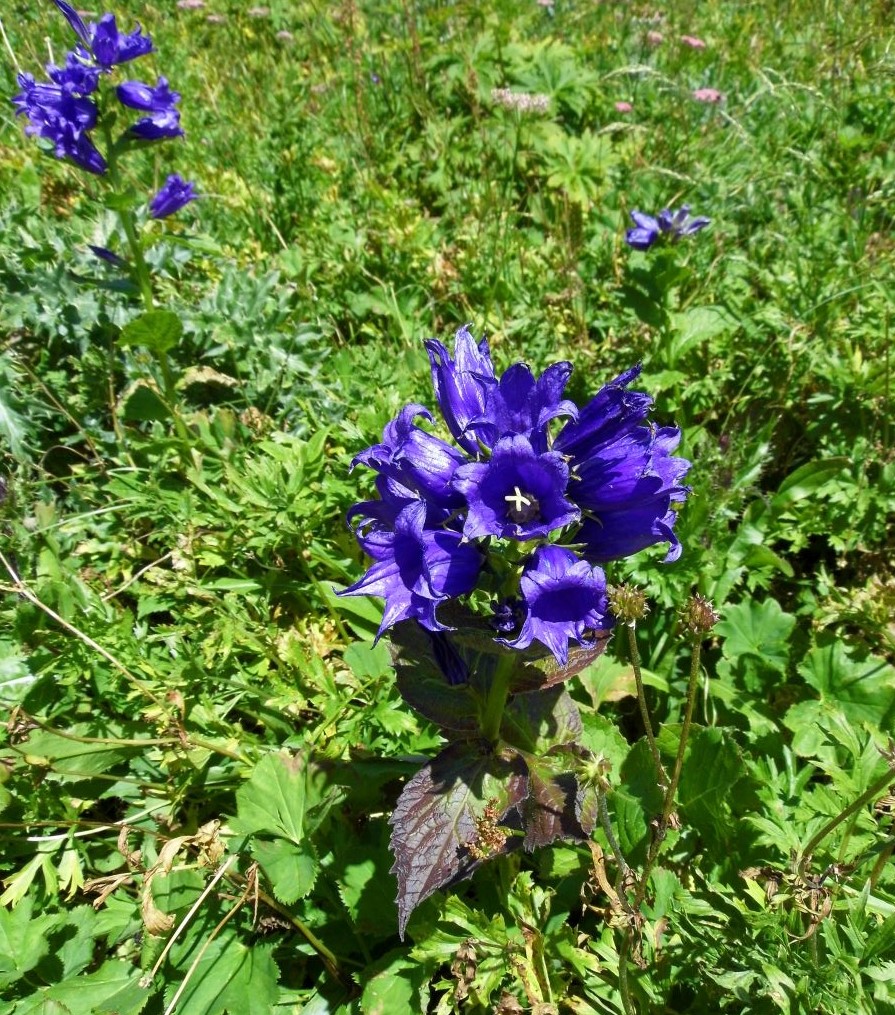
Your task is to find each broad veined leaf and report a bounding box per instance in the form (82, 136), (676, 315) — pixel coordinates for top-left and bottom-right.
(716, 597), (795, 675)
(389, 741), (528, 937)
(118, 309), (183, 353)
(232, 751), (309, 844)
(0, 899), (54, 990)
(164, 933), (279, 1015)
(796, 635), (895, 730)
(251, 838), (318, 905)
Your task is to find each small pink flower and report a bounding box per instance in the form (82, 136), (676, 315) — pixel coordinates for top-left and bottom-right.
(615, 101), (633, 113)
(681, 35), (707, 49)
(647, 30), (664, 45)
(693, 87), (723, 103)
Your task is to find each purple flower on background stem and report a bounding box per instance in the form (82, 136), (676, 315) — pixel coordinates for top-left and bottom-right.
(425, 325), (497, 454)
(499, 546), (611, 664)
(117, 77), (180, 112)
(85, 12), (154, 67)
(555, 366), (691, 563)
(452, 434), (579, 541)
(149, 174), (198, 218)
(339, 500), (482, 637)
(693, 87), (723, 104)
(12, 74), (106, 173)
(624, 205), (710, 250)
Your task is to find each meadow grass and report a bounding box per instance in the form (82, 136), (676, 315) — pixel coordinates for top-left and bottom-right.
(0, 1), (893, 1012)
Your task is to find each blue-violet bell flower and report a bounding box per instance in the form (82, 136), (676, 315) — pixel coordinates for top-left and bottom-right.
(149, 174), (198, 218)
(499, 546), (610, 665)
(424, 325), (496, 455)
(451, 434), (579, 542)
(12, 74), (106, 173)
(554, 366), (691, 562)
(52, 2), (154, 68)
(625, 205), (710, 251)
(339, 500), (482, 637)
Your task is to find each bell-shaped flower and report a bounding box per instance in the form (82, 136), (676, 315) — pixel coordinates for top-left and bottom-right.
(424, 325), (496, 454)
(469, 361), (577, 452)
(499, 546), (611, 664)
(556, 369), (691, 562)
(452, 434), (579, 541)
(625, 205), (710, 251)
(353, 404), (467, 513)
(87, 12), (154, 67)
(339, 500), (482, 637)
(149, 174), (198, 218)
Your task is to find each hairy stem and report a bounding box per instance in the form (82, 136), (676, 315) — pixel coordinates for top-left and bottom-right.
(627, 624), (668, 790)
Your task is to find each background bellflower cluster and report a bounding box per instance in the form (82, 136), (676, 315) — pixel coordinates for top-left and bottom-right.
(12, 1), (196, 218)
(341, 327), (691, 664)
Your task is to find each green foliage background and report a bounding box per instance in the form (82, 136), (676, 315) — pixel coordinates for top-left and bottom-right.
(0, 0), (893, 1012)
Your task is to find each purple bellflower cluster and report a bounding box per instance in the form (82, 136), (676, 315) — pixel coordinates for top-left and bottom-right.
(341, 327), (691, 665)
(12, 1), (196, 218)
(625, 205), (710, 251)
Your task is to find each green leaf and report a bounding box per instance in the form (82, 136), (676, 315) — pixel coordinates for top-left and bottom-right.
(716, 598), (795, 676)
(8, 960), (147, 1015)
(500, 685), (582, 754)
(251, 839), (318, 904)
(360, 950), (429, 1015)
(611, 739), (664, 862)
(796, 635), (895, 730)
(165, 935), (279, 1015)
(232, 751), (308, 844)
(771, 457), (850, 511)
(676, 727), (747, 850)
(118, 310), (183, 353)
(0, 899), (53, 990)
(118, 381), (171, 421)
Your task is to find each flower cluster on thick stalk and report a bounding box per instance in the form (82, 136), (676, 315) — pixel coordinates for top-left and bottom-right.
(12, 0), (197, 220)
(340, 326), (691, 666)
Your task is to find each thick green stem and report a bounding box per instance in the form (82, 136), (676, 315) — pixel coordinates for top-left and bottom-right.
(480, 654), (515, 744)
(626, 624), (668, 790)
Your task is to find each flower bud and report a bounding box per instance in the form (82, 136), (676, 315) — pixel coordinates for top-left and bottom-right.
(681, 593), (719, 635)
(608, 583), (649, 625)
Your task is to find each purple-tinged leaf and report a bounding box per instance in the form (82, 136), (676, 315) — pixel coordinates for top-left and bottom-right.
(500, 686), (583, 754)
(522, 746), (598, 851)
(389, 742), (528, 938)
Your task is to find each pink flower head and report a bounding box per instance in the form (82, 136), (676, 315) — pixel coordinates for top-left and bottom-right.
(615, 101), (633, 113)
(647, 30), (664, 45)
(693, 87), (723, 103)
(681, 34), (706, 49)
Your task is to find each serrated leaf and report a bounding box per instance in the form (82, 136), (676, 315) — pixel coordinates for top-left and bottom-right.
(500, 685), (582, 754)
(716, 598), (795, 675)
(522, 745), (596, 850)
(389, 741), (528, 937)
(676, 727), (746, 849)
(796, 635), (895, 730)
(118, 309), (183, 353)
(252, 839), (317, 904)
(11, 960), (146, 1015)
(611, 739), (664, 862)
(360, 950), (430, 1015)
(232, 751), (308, 844)
(165, 934), (279, 1015)
(0, 898), (53, 989)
